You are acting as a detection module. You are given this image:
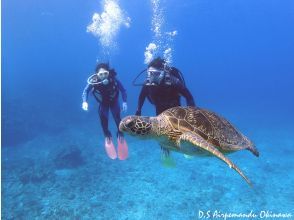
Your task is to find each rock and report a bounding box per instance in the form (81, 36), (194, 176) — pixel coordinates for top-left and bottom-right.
(53, 145), (85, 169)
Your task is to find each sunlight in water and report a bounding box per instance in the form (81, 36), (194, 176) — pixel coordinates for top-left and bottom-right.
(144, 0), (178, 64)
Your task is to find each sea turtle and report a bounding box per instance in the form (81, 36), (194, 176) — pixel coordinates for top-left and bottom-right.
(119, 106), (259, 186)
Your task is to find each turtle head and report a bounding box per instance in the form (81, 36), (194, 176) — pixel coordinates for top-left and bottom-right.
(119, 115), (153, 138)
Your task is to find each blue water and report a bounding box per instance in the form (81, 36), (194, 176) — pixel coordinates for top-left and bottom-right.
(2, 0), (294, 219)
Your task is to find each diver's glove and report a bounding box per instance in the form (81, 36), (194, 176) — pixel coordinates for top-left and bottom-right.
(122, 102), (128, 112)
(135, 110), (141, 116)
(82, 102), (88, 111)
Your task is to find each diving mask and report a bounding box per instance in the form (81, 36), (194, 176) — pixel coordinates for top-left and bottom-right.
(97, 70), (109, 80)
(146, 68), (165, 85)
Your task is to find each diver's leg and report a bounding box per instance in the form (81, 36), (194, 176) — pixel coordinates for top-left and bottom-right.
(110, 100), (123, 138)
(160, 144), (176, 168)
(111, 100), (128, 160)
(156, 105), (173, 159)
(99, 104), (111, 138)
(160, 144), (170, 157)
(156, 105), (169, 115)
(99, 104), (117, 159)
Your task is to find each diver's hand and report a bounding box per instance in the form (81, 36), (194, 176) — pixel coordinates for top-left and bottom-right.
(135, 110), (141, 116)
(122, 102), (127, 112)
(82, 102), (88, 111)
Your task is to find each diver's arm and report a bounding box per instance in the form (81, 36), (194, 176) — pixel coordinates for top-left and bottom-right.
(177, 83), (196, 107)
(136, 86), (148, 115)
(116, 79), (127, 102)
(82, 84), (93, 102)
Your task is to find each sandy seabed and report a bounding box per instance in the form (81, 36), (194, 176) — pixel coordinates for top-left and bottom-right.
(2, 123), (294, 220)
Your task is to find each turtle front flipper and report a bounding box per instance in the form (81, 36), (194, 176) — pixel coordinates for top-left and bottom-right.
(177, 132), (252, 187)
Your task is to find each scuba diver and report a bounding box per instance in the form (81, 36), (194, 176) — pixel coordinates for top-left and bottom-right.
(135, 57), (195, 116)
(133, 57), (196, 165)
(82, 63), (128, 160)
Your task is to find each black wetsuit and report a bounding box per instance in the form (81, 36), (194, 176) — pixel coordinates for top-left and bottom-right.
(136, 76), (195, 115)
(82, 76), (127, 138)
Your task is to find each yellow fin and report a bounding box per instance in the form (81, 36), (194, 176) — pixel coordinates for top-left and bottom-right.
(161, 155), (176, 168)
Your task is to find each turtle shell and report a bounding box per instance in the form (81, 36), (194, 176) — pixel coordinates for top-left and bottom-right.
(160, 106), (251, 152)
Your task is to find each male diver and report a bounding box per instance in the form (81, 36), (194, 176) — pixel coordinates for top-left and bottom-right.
(134, 57), (196, 164)
(82, 63), (128, 160)
(135, 57), (195, 116)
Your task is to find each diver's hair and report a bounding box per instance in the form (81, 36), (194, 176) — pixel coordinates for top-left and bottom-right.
(148, 57), (166, 70)
(95, 62), (110, 72)
(95, 62), (117, 77)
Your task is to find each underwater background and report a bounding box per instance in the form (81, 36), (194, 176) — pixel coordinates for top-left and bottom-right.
(2, 0), (294, 219)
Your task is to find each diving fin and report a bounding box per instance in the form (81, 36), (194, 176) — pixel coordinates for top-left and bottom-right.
(117, 137), (128, 160)
(104, 138), (117, 160)
(160, 148), (176, 168)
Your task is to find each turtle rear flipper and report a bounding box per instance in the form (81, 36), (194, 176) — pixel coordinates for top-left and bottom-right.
(177, 132), (252, 187)
(247, 145), (259, 157)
